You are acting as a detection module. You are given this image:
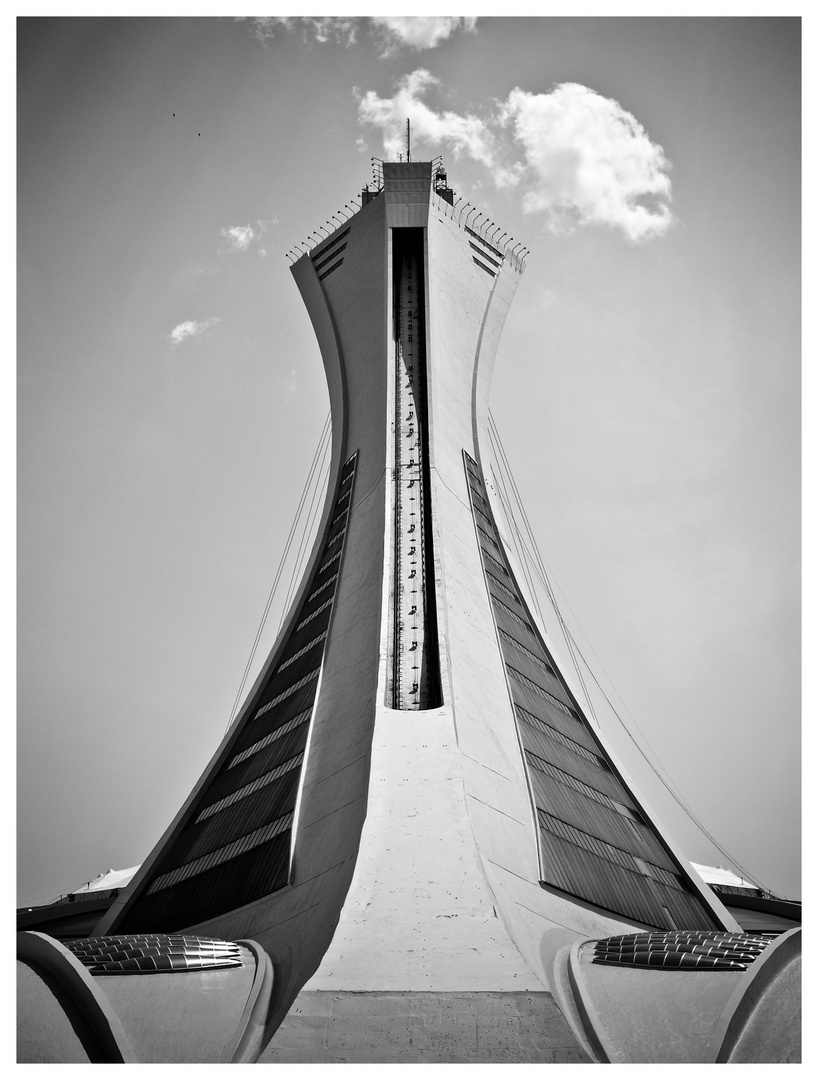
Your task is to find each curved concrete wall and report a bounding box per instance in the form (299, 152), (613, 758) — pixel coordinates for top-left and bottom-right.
(182, 196), (397, 1034)
(97, 196), (395, 1039)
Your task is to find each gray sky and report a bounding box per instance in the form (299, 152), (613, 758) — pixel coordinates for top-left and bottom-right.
(18, 15), (800, 905)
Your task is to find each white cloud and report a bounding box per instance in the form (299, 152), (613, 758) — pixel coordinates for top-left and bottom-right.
(219, 219), (274, 255)
(241, 16), (476, 53)
(243, 17), (358, 47)
(357, 72), (674, 243)
(358, 69), (496, 166)
(500, 84), (674, 242)
(220, 224), (255, 252)
(168, 317), (221, 348)
(370, 17), (477, 56)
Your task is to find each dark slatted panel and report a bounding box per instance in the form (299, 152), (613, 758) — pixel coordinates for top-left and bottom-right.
(538, 827), (674, 928)
(505, 671), (586, 735)
(514, 701), (599, 751)
(498, 627), (557, 678)
(204, 725), (309, 803)
(503, 652), (574, 707)
(231, 681), (319, 756)
(517, 719), (633, 802)
(655, 879), (726, 930)
(527, 767), (674, 870)
(118, 454), (358, 932)
(463, 450), (720, 931)
(119, 832), (292, 933)
(254, 655), (323, 714)
(162, 769), (302, 866)
(524, 749), (641, 819)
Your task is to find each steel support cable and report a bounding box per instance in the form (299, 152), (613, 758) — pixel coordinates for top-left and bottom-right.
(488, 411), (600, 728)
(492, 406), (660, 749)
(278, 430), (332, 633)
(544, 605), (767, 887)
(282, 449), (331, 625)
(489, 459), (548, 632)
(506, 515), (765, 888)
(562, 629), (768, 891)
(487, 411), (562, 615)
(486, 410), (767, 892)
(225, 412), (331, 732)
(277, 445), (330, 634)
(488, 408), (592, 712)
(485, 423), (549, 633)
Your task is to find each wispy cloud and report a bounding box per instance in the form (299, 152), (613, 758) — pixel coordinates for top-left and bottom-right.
(358, 73), (674, 243)
(370, 17), (477, 56)
(242, 17), (358, 47)
(168, 316), (221, 348)
(218, 219), (275, 256)
(241, 16), (476, 54)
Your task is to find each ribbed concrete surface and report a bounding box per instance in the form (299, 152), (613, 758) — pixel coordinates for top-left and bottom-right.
(259, 991), (590, 1063)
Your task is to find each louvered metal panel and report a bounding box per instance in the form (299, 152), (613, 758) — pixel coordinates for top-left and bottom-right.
(228, 707), (312, 767)
(161, 769), (302, 866)
(463, 450), (720, 931)
(253, 650), (326, 711)
(204, 726), (309, 802)
(122, 833), (292, 932)
(652, 879), (724, 930)
(505, 671), (583, 731)
(230, 682), (320, 755)
(527, 765), (675, 869)
(516, 721), (630, 800)
(539, 829), (670, 928)
(498, 627), (557, 676)
(514, 702), (602, 756)
(274, 614), (332, 662)
(525, 750), (640, 818)
(504, 652), (574, 707)
(116, 454), (358, 932)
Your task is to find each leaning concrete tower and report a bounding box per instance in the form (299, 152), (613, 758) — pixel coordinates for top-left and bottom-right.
(83, 159), (797, 1064)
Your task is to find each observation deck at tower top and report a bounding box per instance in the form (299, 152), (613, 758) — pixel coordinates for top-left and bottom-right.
(367, 159), (455, 205)
(287, 158), (528, 275)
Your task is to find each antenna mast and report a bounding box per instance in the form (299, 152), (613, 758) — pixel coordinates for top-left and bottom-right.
(406, 119), (411, 163)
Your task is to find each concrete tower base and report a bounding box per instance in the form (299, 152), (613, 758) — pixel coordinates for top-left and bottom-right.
(260, 991), (589, 1063)
(260, 703), (590, 1063)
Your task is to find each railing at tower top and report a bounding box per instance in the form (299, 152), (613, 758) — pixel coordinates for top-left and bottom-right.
(284, 199), (362, 264)
(285, 161), (529, 276)
(430, 191), (529, 276)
